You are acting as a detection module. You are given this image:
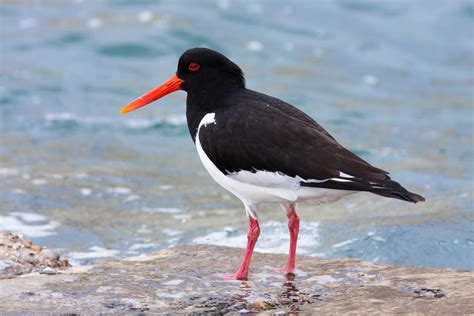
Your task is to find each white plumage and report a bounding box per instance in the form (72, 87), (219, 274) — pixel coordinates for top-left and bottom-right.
(195, 113), (353, 218)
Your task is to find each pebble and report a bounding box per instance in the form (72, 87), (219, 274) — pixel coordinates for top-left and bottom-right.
(31, 245), (43, 253)
(252, 301), (272, 309)
(0, 233), (70, 278)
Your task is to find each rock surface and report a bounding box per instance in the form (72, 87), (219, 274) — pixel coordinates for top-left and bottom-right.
(0, 233), (69, 279)
(0, 244), (472, 314)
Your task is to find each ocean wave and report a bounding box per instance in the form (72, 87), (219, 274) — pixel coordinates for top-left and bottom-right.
(43, 112), (187, 132)
(0, 212), (59, 238)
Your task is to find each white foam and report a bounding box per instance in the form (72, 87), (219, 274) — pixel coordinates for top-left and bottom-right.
(44, 113), (187, 129)
(137, 11), (154, 23)
(192, 221), (320, 255)
(129, 243), (156, 251)
(362, 74), (379, 86)
(31, 178), (48, 185)
(331, 238), (358, 249)
(19, 18), (37, 29)
(137, 225), (151, 234)
(158, 184), (174, 190)
(72, 172), (89, 179)
(68, 246), (119, 260)
(0, 168), (19, 176)
(124, 194), (140, 202)
(10, 212), (47, 222)
(47, 173), (64, 180)
(86, 17), (102, 29)
(247, 41), (263, 52)
(80, 188), (92, 196)
(173, 214), (191, 222)
(142, 207), (182, 214)
(162, 228), (181, 237)
(45, 112), (76, 121)
(0, 213), (59, 237)
(107, 187), (131, 195)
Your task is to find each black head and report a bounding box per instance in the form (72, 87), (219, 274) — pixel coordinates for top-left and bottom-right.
(177, 48), (245, 94)
(120, 47), (245, 114)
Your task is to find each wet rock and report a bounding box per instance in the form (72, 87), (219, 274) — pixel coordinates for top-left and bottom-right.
(39, 267), (60, 275)
(0, 244), (472, 313)
(0, 233), (70, 279)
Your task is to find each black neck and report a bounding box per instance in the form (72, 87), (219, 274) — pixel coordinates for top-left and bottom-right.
(185, 85), (242, 142)
(186, 100), (209, 143)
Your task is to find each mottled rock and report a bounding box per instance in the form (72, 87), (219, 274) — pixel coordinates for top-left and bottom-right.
(0, 244), (472, 314)
(0, 233), (70, 279)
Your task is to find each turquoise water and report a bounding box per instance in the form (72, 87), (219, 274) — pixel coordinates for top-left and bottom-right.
(0, 0), (473, 270)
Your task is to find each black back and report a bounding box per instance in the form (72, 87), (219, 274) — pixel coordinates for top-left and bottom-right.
(179, 48), (425, 203)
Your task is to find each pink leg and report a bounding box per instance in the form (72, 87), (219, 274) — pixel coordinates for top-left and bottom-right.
(285, 204), (300, 273)
(223, 216), (260, 280)
(274, 204), (300, 274)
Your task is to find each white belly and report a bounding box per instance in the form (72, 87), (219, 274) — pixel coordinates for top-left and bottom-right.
(195, 113), (354, 205)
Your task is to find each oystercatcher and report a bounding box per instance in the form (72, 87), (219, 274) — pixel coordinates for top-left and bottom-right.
(120, 48), (425, 280)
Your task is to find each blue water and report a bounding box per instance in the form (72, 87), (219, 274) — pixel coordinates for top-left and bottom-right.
(0, 0), (473, 270)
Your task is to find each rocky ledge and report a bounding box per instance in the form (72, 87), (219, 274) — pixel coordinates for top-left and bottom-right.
(0, 237), (473, 314)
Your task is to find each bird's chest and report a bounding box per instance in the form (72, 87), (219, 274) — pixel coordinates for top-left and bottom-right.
(194, 113), (245, 198)
(194, 113), (298, 204)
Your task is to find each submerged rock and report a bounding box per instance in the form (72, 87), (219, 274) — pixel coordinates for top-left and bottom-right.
(0, 244), (472, 314)
(0, 233), (70, 279)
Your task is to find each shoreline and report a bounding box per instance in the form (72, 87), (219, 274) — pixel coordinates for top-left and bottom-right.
(1, 234), (472, 314)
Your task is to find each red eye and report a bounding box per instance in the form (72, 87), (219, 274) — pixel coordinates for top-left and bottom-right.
(188, 63), (200, 71)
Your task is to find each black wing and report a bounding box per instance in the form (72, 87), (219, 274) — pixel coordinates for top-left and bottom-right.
(199, 90), (425, 203)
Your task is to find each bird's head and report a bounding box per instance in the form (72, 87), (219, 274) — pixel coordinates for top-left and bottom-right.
(120, 47), (245, 114)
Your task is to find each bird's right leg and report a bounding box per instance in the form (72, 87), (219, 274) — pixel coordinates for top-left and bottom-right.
(222, 204), (260, 280)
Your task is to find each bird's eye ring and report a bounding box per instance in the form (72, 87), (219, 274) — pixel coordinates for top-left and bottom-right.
(188, 63), (200, 72)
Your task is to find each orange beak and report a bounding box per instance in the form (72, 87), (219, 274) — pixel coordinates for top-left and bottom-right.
(120, 75), (184, 114)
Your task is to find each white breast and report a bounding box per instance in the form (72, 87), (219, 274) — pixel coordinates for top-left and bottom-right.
(195, 113), (354, 206)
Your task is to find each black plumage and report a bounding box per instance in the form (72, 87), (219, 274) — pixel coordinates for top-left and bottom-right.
(197, 89), (424, 203)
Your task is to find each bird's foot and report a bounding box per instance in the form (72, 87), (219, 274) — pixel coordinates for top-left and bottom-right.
(269, 266), (295, 275)
(216, 272), (248, 281)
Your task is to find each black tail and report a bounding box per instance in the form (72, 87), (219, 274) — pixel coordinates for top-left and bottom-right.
(301, 177), (425, 203)
(370, 184), (425, 203)
(367, 177), (425, 203)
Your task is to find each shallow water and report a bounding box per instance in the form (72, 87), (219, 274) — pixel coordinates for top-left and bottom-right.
(0, 0), (473, 270)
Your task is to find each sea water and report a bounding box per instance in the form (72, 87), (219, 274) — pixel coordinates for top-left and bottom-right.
(0, 0), (472, 270)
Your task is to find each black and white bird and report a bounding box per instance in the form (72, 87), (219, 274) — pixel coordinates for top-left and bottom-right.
(120, 47), (425, 280)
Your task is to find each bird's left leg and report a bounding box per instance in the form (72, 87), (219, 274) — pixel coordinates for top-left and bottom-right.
(274, 203), (300, 274)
